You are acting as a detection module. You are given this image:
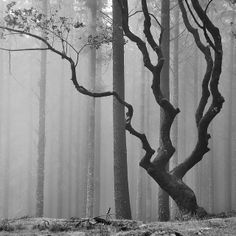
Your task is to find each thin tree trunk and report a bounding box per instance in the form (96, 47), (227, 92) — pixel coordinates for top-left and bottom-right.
(113, 0), (132, 219)
(67, 86), (73, 217)
(170, 2), (179, 219)
(193, 45), (201, 201)
(136, 62), (146, 221)
(158, 0), (170, 221)
(93, 50), (102, 217)
(3, 55), (11, 218)
(57, 60), (65, 218)
(36, 0), (48, 217)
(27, 53), (34, 216)
(145, 72), (152, 222)
(226, 12), (235, 211)
(85, 0), (97, 218)
(75, 99), (81, 216)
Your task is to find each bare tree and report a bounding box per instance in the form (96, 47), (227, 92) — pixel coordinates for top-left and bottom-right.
(117, 0), (224, 216)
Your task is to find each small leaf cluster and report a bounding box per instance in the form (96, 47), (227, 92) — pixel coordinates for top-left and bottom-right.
(87, 24), (112, 49)
(4, 1), (84, 42)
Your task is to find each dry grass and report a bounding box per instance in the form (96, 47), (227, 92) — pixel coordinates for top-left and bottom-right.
(0, 214), (236, 235)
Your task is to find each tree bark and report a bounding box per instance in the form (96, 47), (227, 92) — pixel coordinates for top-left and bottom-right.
(136, 59), (146, 221)
(3, 51), (11, 219)
(85, 0), (97, 218)
(170, 2), (179, 219)
(57, 60), (65, 218)
(226, 12), (235, 210)
(112, 0), (132, 219)
(93, 49), (102, 217)
(158, 0), (170, 221)
(118, 0), (224, 216)
(36, 0), (47, 217)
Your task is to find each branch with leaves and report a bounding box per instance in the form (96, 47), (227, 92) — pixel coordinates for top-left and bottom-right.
(0, 1), (150, 169)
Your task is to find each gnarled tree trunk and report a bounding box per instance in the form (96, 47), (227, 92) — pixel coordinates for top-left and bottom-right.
(118, 0), (224, 216)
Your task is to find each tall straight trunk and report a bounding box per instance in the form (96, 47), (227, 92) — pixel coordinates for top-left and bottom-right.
(193, 45), (201, 201)
(36, 0), (47, 217)
(57, 60), (65, 218)
(170, 3), (179, 219)
(158, 0), (170, 221)
(137, 60), (146, 221)
(231, 15), (236, 209)
(67, 86), (73, 217)
(3, 54), (10, 219)
(208, 123), (214, 212)
(75, 101), (81, 216)
(27, 53), (34, 216)
(145, 75), (152, 222)
(113, 0), (132, 219)
(85, 0), (97, 218)
(0, 2), (5, 217)
(93, 50), (102, 216)
(226, 12), (235, 211)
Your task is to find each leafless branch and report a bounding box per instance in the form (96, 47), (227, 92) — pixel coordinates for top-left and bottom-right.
(205, 0), (214, 13)
(184, 0), (203, 29)
(129, 10), (162, 29)
(0, 47), (49, 52)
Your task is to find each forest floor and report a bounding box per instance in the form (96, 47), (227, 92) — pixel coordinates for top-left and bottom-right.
(0, 213), (236, 236)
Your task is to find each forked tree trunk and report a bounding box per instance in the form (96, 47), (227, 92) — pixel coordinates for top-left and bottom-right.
(118, 0), (224, 216)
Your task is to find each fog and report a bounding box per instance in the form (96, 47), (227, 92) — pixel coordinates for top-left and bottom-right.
(0, 0), (235, 222)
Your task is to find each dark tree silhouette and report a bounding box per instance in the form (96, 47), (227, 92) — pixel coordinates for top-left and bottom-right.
(0, 0), (224, 216)
(117, 0), (224, 216)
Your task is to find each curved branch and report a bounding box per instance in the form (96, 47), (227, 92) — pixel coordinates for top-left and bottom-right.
(118, 0), (154, 72)
(141, 0), (163, 61)
(205, 0), (214, 13)
(68, 57), (156, 168)
(184, 0), (203, 29)
(171, 0), (224, 179)
(129, 10), (162, 29)
(0, 47), (49, 52)
(178, 0), (213, 125)
(0, 25), (156, 172)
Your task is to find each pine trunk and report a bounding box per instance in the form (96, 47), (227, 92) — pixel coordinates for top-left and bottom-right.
(35, 0), (48, 217)
(113, 0), (132, 219)
(170, 2), (179, 219)
(85, 0), (97, 218)
(158, 0), (170, 221)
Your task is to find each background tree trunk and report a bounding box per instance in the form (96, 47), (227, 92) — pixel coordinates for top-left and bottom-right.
(3, 52), (11, 219)
(158, 0), (170, 221)
(136, 61), (146, 221)
(93, 49), (102, 217)
(113, 0), (132, 219)
(35, 0), (48, 217)
(57, 60), (65, 218)
(170, 2), (179, 219)
(85, 0), (97, 218)
(226, 11), (235, 211)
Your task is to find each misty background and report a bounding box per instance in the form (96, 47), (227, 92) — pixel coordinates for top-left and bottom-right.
(0, 0), (235, 221)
